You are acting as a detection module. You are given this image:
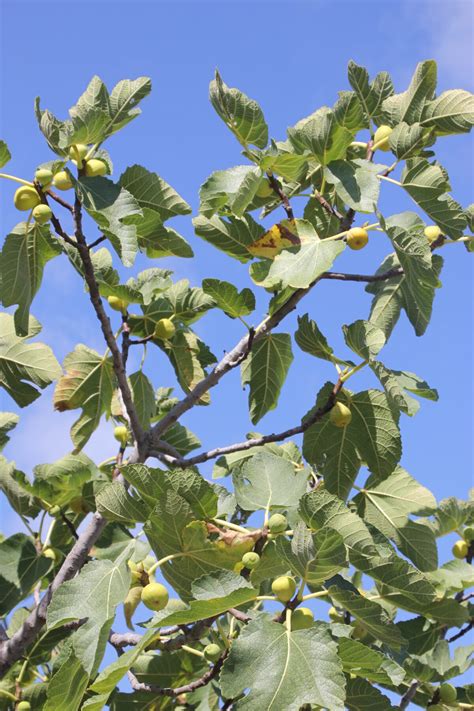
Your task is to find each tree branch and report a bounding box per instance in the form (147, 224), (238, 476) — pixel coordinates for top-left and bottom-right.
(126, 654), (226, 697)
(266, 172), (294, 221)
(399, 681), (419, 710)
(320, 267), (404, 283)
(446, 620), (473, 643)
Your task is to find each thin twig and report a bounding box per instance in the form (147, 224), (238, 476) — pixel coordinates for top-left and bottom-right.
(446, 620), (473, 643)
(399, 681), (419, 710)
(126, 654), (226, 697)
(87, 235), (107, 250)
(267, 172), (294, 220)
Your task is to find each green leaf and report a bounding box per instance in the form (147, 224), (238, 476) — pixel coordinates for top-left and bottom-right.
(220, 616), (346, 710)
(160, 422), (201, 456)
(381, 60), (437, 125)
(241, 333), (293, 423)
(106, 76), (152, 136)
(89, 629), (157, 694)
(210, 70), (268, 148)
(135, 210), (193, 258)
(0, 456), (40, 518)
(34, 97), (69, 156)
(68, 75), (111, 144)
(388, 122), (426, 159)
(275, 528), (348, 585)
(47, 552), (132, 675)
(232, 450), (308, 512)
(359, 555), (438, 612)
(338, 637), (405, 685)
(369, 362), (425, 416)
(299, 488), (377, 562)
(401, 159), (467, 238)
(324, 159), (386, 213)
(31, 452), (96, 508)
(0, 313), (61, 407)
(428, 496), (474, 537)
(250, 220), (345, 290)
(165, 330), (213, 404)
(77, 176), (142, 267)
(347, 61), (394, 124)
(0, 140), (11, 167)
(342, 319), (386, 360)
(333, 91), (368, 131)
(288, 107), (354, 165)
(130, 370), (155, 430)
(193, 213), (264, 262)
(260, 151), (308, 182)
(199, 165), (262, 217)
(53, 344), (115, 452)
(96, 481), (149, 524)
(295, 314), (349, 365)
(303, 198), (341, 238)
(421, 89), (474, 134)
(202, 278), (255, 319)
(428, 559), (474, 595)
(303, 384), (401, 500)
(120, 164), (191, 222)
(0, 412), (19, 451)
(0, 534), (51, 615)
(249, 539), (290, 585)
(165, 467), (218, 520)
(44, 648), (89, 711)
(345, 677), (397, 711)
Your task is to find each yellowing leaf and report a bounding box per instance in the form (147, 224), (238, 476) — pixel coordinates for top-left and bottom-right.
(248, 219), (300, 259)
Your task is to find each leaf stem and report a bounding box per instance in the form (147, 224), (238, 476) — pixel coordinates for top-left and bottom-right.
(301, 590), (329, 601)
(147, 552), (185, 576)
(324, 222), (380, 242)
(340, 359), (369, 383)
(377, 174), (402, 186)
(212, 518), (252, 535)
(181, 644), (205, 658)
(0, 172), (34, 186)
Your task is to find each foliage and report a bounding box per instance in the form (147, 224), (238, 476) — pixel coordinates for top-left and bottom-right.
(0, 62), (472, 710)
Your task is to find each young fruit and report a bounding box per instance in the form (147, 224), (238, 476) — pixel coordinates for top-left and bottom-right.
(124, 586), (143, 629)
(439, 683), (457, 704)
(351, 622), (368, 641)
(154, 318), (176, 340)
(69, 143), (89, 162)
(42, 547), (57, 562)
(241, 551), (260, 569)
(84, 159), (107, 177)
(330, 401), (352, 428)
(346, 227), (369, 250)
(463, 526), (474, 542)
(203, 643), (221, 662)
(53, 171), (73, 190)
(290, 607), (314, 630)
(34, 168), (53, 187)
(328, 606), (345, 623)
(271, 576), (296, 602)
(268, 513), (288, 534)
(107, 295), (129, 314)
(141, 582), (169, 611)
(32, 204), (53, 224)
(373, 124), (393, 151)
(452, 539), (469, 559)
(114, 425), (129, 446)
(424, 225), (442, 243)
(17, 703), (31, 711)
(13, 186), (40, 211)
(256, 179), (273, 198)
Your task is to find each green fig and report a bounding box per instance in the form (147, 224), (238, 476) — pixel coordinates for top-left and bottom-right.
(14, 186), (40, 211)
(268, 513), (288, 534)
(424, 225), (443, 243)
(373, 125), (392, 151)
(114, 425), (129, 446)
(141, 582), (169, 611)
(203, 643), (221, 662)
(330, 402), (352, 428)
(52, 171), (73, 190)
(107, 295), (129, 314)
(463, 526), (474, 542)
(346, 227), (369, 250)
(271, 576), (296, 602)
(34, 168), (53, 187)
(32, 204), (52, 224)
(154, 318), (176, 340)
(452, 539), (469, 559)
(241, 551), (260, 569)
(289, 607), (314, 630)
(439, 682), (457, 704)
(84, 159), (107, 177)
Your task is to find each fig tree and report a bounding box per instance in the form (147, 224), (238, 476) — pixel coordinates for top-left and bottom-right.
(452, 539), (469, 559)
(69, 144), (89, 161)
(373, 124), (393, 151)
(203, 643), (221, 662)
(84, 159), (107, 177)
(256, 179), (273, 198)
(241, 551), (260, 569)
(13, 186), (40, 211)
(141, 582), (169, 611)
(154, 318), (176, 340)
(34, 168), (53, 187)
(17, 703), (31, 711)
(463, 526), (474, 542)
(107, 295), (129, 314)
(424, 225), (442, 242)
(114, 425), (129, 446)
(330, 401), (352, 428)
(268, 513), (287, 533)
(346, 227), (369, 250)
(439, 683), (457, 703)
(290, 607), (314, 630)
(32, 204), (52, 224)
(52, 171), (73, 190)
(271, 575), (296, 602)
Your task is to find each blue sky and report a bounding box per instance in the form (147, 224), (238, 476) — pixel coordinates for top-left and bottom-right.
(0, 0), (473, 666)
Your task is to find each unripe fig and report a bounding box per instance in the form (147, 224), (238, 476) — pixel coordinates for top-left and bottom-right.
(439, 683), (457, 703)
(84, 159), (107, 177)
(14, 186), (40, 211)
(268, 513), (288, 534)
(124, 586), (143, 629)
(452, 539), (469, 559)
(203, 643), (221, 662)
(328, 606), (345, 623)
(53, 171), (73, 190)
(142, 555), (157, 572)
(17, 703), (31, 711)
(241, 551), (260, 569)
(107, 295), (129, 314)
(256, 179), (273, 198)
(290, 607), (314, 630)
(69, 144), (89, 161)
(154, 318), (176, 340)
(424, 225), (442, 243)
(32, 204), (53, 224)
(42, 547), (57, 562)
(34, 168), (53, 187)
(351, 622), (368, 640)
(114, 425), (129, 447)
(330, 401), (352, 428)
(141, 582), (169, 611)
(463, 526), (474, 542)
(271, 576), (296, 602)
(373, 125), (393, 151)
(346, 227), (369, 250)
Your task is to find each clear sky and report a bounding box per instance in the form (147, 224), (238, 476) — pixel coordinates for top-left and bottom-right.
(0, 0), (473, 582)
